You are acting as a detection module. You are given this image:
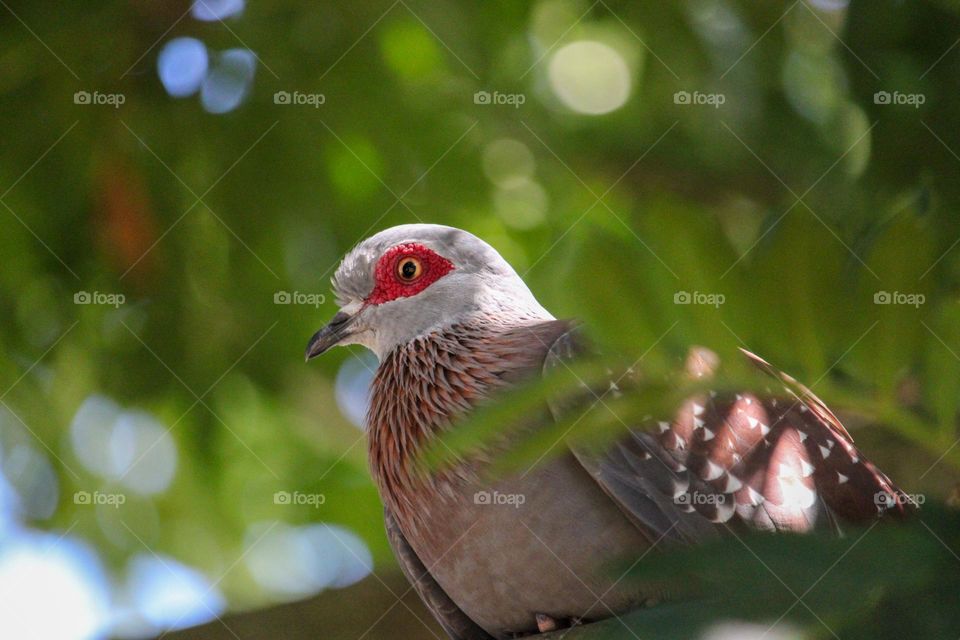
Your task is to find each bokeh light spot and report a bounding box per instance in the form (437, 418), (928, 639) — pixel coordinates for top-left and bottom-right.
(244, 522), (338, 597)
(109, 411), (177, 495)
(244, 521), (373, 598)
(4, 445), (57, 520)
(70, 396), (178, 495)
(808, 0), (848, 11)
(0, 459), (20, 536)
(325, 137), (385, 202)
(494, 180), (548, 230)
(380, 20), (444, 81)
(0, 532), (110, 640)
(191, 0), (245, 21)
(157, 38), (209, 98)
(201, 48), (257, 114)
(71, 395), (122, 478)
(548, 40), (632, 115)
(126, 553), (225, 632)
(335, 351), (376, 429)
(482, 138), (535, 188)
(314, 524), (374, 588)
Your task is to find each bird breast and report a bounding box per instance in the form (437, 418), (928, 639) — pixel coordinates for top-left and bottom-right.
(365, 319), (569, 533)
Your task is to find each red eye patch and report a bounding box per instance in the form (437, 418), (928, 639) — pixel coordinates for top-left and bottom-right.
(364, 243), (455, 305)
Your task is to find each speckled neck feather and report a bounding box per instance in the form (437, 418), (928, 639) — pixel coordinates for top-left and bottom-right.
(367, 318), (564, 531)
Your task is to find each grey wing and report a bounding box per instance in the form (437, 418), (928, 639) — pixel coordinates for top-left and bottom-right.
(384, 508), (493, 640)
(542, 328), (721, 546)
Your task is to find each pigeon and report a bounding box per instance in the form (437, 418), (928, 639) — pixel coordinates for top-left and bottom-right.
(305, 224), (912, 639)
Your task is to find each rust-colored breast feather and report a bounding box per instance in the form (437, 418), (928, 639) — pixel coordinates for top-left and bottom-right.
(367, 319), (569, 529)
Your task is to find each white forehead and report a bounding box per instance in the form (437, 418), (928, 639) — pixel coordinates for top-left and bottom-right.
(331, 224), (514, 304)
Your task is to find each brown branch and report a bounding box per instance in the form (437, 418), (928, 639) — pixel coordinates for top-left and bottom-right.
(156, 572), (443, 640)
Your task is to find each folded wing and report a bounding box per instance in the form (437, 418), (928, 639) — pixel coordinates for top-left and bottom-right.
(544, 330), (912, 546)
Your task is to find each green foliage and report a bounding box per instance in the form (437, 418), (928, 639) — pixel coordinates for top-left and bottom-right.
(1, 0), (960, 636)
(588, 505), (960, 639)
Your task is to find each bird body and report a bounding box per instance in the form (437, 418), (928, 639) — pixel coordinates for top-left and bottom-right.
(367, 319), (653, 636)
(306, 224), (911, 639)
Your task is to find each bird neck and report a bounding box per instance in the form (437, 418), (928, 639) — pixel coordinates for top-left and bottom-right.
(366, 316), (563, 527)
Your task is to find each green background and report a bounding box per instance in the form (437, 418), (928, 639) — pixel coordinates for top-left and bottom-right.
(1, 0), (960, 638)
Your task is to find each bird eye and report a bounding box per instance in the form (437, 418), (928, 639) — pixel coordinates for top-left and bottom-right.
(396, 257), (423, 281)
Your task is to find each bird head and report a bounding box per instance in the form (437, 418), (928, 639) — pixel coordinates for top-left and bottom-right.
(305, 224), (551, 361)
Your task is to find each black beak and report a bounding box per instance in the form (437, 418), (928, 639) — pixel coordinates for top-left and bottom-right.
(305, 311), (356, 361)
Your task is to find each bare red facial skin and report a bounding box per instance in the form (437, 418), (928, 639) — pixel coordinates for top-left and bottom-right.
(364, 243), (455, 305)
